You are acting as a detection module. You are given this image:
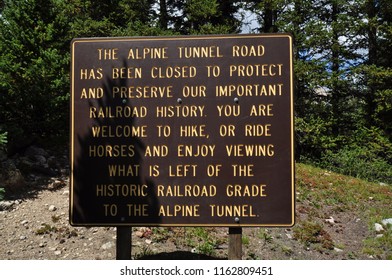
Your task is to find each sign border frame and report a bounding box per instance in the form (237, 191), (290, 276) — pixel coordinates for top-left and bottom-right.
(70, 33), (295, 227)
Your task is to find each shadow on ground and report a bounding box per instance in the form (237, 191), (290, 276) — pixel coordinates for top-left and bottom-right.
(136, 251), (226, 260)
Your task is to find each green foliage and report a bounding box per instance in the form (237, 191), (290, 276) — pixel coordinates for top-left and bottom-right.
(0, 188), (5, 201)
(185, 227), (219, 256)
(363, 228), (392, 260)
(0, 0), (70, 146)
(296, 116), (340, 159)
(35, 222), (78, 239)
(0, 0), (159, 148)
(296, 163), (392, 259)
(172, 0), (240, 34)
(374, 88), (392, 132)
(151, 227), (172, 243)
(320, 127), (392, 184)
(242, 235), (250, 245)
(0, 0), (390, 184)
(257, 229), (273, 245)
(293, 221), (334, 250)
(280, 0), (392, 181)
(0, 131), (7, 148)
(133, 245), (154, 259)
(186, 0), (218, 22)
(35, 224), (56, 235)
(0, 0), (241, 150)
(0, 130), (5, 201)
(322, 147), (392, 184)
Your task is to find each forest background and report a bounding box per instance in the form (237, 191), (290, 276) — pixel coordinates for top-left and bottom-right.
(0, 0), (391, 192)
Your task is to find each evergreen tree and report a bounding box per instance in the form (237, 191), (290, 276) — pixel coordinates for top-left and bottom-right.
(0, 0), (390, 180)
(157, 0), (241, 34)
(282, 1), (365, 155)
(245, 0), (288, 33)
(0, 0), (159, 149)
(0, 0), (70, 146)
(358, 0), (392, 134)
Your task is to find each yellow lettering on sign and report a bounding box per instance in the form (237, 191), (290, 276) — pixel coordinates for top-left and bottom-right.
(169, 165), (197, 177)
(88, 144), (135, 158)
(157, 184), (216, 197)
(158, 205), (200, 217)
(177, 46), (223, 58)
(151, 66), (197, 78)
(177, 145), (215, 157)
(107, 164), (140, 177)
(127, 47), (168, 59)
(112, 67), (142, 79)
(244, 124), (271, 137)
(182, 85), (206, 97)
(145, 145), (169, 157)
(127, 204), (149, 216)
(80, 87), (104, 99)
(91, 125), (147, 138)
(156, 105), (205, 118)
(112, 86), (173, 98)
(232, 45), (265, 57)
(217, 105), (240, 117)
(226, 184), (267, 197)
(216, 84), (283, 96)
(225, 144), (275, 157)
(98, 48), (118, 60)
(89, 106), (147, 118)
(80, 68), (103, 80)
(229, 64), (283, 77)
(250, 104), (274, 116)
(96, 184), (147, 197)
(232, 164), (254, 177)
(180, 125), (207, 137)
(209, 204), (257, 217)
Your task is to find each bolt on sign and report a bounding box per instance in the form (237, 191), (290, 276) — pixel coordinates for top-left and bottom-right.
(70, 34), (295, 227)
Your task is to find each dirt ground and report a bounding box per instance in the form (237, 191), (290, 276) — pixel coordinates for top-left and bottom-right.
(0, 170), (374, 260)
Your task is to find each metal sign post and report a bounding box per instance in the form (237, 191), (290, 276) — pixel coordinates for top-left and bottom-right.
(116, 226), (132, 260)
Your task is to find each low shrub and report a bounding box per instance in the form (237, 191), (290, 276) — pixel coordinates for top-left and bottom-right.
(321, 145), (392, 185)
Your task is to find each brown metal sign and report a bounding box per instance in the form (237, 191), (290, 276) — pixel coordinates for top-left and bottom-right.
(70, 34), (294, 227)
